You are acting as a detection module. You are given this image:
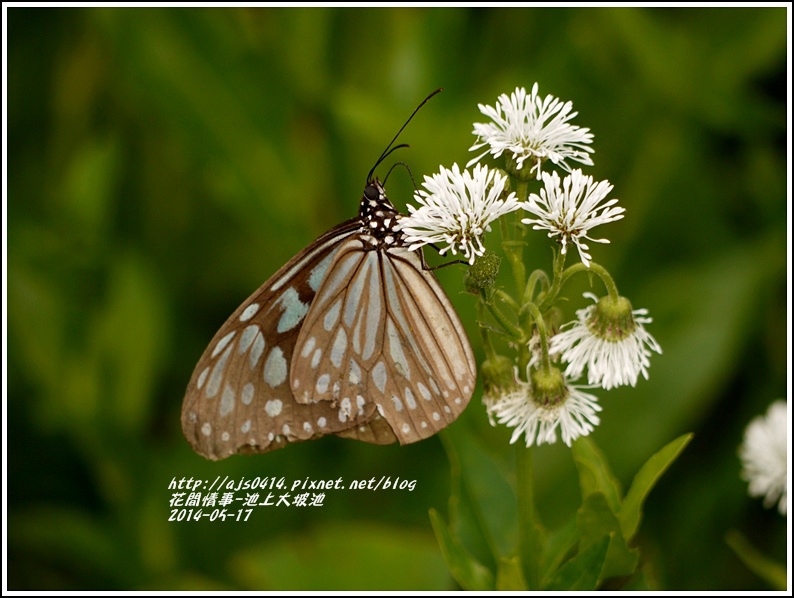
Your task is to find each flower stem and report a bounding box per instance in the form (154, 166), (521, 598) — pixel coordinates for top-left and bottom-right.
(524, 302), (550, 373)
(500, 179), (529, 295)
(477, 294), (498, 361)
(485, 297), (524, 341)
(559, 260), (620, 301)
(516, 443), (541, 589)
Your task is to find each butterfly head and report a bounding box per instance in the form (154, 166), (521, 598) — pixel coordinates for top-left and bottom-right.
(359, 179), (405, 248)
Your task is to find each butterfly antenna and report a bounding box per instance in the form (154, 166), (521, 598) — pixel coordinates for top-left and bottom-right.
(367, 88), (443, 183)
(384, 162), (418, 191)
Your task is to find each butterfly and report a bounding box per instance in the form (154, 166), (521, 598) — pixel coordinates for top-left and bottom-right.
(181, 98), (477, 460)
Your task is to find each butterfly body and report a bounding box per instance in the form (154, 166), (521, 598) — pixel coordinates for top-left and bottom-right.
(182, 180), (476, 460)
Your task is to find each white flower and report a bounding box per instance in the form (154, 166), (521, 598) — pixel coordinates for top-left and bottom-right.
(468, 84), (594, 179)
(551, 293), (662, 390)
(521, 169), (624, 267)
(398, 163), (521, 265)
(739, 401), (788, 516)
(488, 369), (602, 447)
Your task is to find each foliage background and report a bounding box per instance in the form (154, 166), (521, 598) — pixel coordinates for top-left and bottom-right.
(5, 6), (788, 591)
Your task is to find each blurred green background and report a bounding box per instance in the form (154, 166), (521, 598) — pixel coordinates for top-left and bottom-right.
(6, 6), (788, 591)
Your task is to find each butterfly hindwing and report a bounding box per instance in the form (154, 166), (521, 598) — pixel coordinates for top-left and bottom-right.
(181, 219), (378, 460)
(290, 236), (477, 445)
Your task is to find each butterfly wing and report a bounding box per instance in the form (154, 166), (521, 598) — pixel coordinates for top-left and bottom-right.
(290, 237), (477, 444)
(181, 219), (380, 460)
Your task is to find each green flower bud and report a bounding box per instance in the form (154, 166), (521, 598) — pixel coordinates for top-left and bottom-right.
(465, 250), (501, 293)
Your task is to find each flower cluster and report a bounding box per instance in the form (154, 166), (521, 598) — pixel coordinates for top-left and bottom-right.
(399, 84), (661, 447)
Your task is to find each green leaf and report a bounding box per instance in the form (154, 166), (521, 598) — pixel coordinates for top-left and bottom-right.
(578, 493), (639, 582)
(543, 535), (609, 591)
(571, 436), (623, 513)
(441, 425), (519, 559)
(438, 429), (498, 574)
(495, 556), (528, 590)
(618, 434), (693, 540)
(541, 518), (578, 584)
(726, 530), (787, 590)
(429, 509), (495, 591)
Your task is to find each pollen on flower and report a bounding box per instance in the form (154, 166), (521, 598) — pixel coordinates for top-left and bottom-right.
(468, 84), (594, 179)
(398, 163), (521, 265)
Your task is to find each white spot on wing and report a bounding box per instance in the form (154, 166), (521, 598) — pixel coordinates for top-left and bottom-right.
(197, 367), (209, 390)
(301, 336), (316, 358)
(401, 423), (410, 434)
(349, 359), (362, 385)
(303, 421), (313, 434)
(386, 320), (410, 379)
(250, 332), (265, 369)
(316, 374), (330, 394)
(201, 422), (212, 436)
(324, 299), (342, 331)
(317, 417), (327, 428)
(331, 328), (347, 368)
(433, 412), (441, 421)
(212, 331), (237, 358)
(241, 383), (254, 405)
(220, 384), (235, 417)
(311, 348), (322, 369)
(265, 399), (283, 417)
(309, 252), (335, 292)
(405, 388), (416, 410)
(221, 431), (230, 442)
(391, 395), (404, 412)
(372, 361), (387, 393)
(276, 288), (309, 333)
(206, 345), (232, 398)
(282, 424), (291, 436)
(339, 397), (352, 422)
(264, 347), (287, 388)
(238, 324), (260, 354)
(418, 382), (432, 401)
(239, 303), (260, 322)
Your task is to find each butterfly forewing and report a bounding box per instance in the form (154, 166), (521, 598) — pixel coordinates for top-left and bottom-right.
(182, 219), (377, 460)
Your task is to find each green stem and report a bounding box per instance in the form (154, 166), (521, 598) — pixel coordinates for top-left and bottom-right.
(477, 293), (498, 361)
(485, 298), (524, 341)
(494, 289), (519, 313)
(539, 259), (620, 312)
(523, 268), (550, 306)
(516, 443), (541, 589)
(525, 302), (551, 374)
(500, 179), (529, 296)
